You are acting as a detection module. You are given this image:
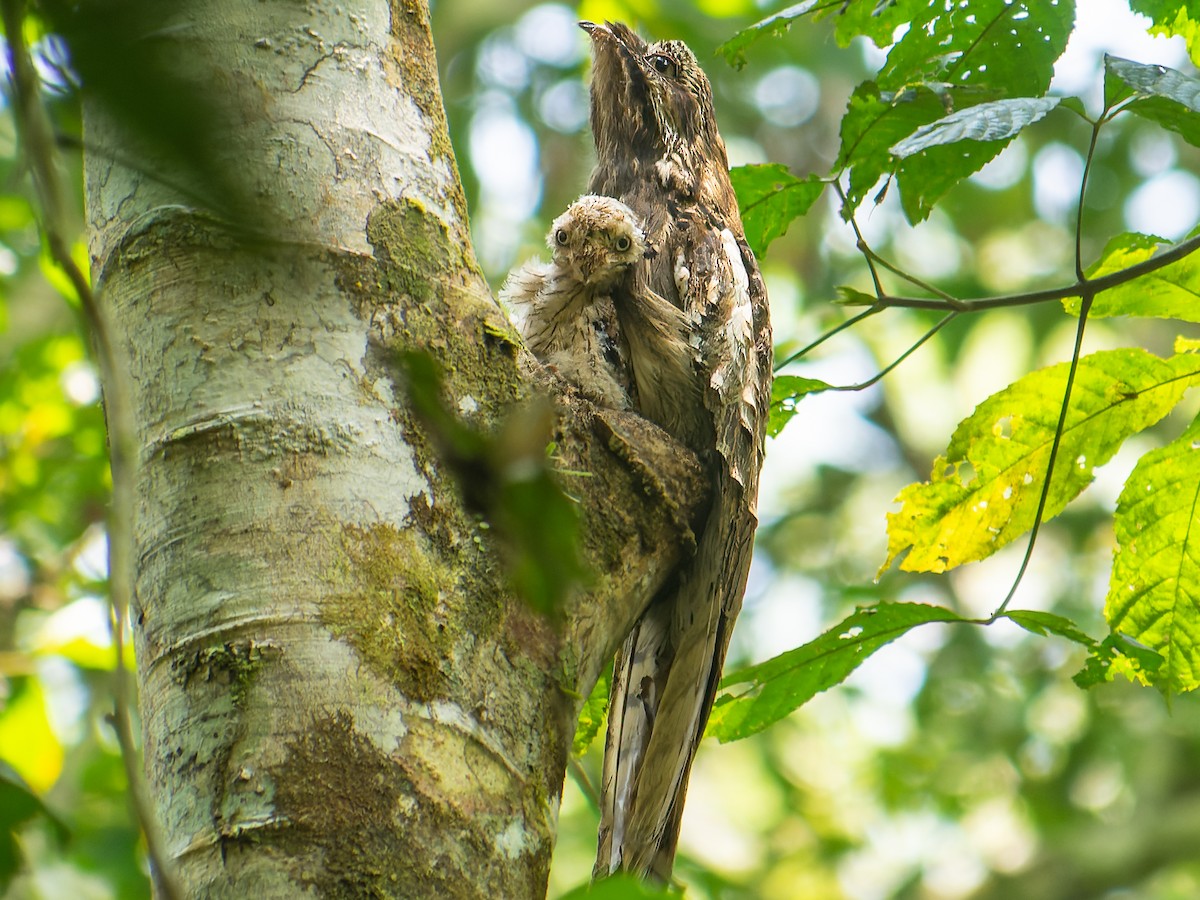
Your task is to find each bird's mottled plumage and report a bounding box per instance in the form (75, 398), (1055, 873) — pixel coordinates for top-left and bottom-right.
(581, 21), (772, 883)
(501, 194), (648, 409)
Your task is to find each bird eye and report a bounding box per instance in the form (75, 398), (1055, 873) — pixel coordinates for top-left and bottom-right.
(647, 54), (679, 79)
(555, 229), (569, 246)
(615, 236), (632, 251)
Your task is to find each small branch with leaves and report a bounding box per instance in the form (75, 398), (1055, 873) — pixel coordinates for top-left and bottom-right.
(716, 7), (1200, 738)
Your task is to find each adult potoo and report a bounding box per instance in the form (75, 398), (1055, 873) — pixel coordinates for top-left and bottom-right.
(501, 194), (649, 409)
(581, 21), (772, 883)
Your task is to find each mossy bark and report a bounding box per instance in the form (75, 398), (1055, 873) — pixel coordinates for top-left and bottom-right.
(84, 2), (704, 897)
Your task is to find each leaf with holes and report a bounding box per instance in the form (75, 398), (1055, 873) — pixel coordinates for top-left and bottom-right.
(717, 1), (820, 69)
(1105, 416), (1200, 693)
(827, 0), (919, 49)
(1074, 634), (1165, 688)
(891, 98), (1060, 157)
(1064, 232), (1200, 322)
(879, 0), (1074, 97)
(707, 602), (964, 742)
(884, 349), (1200, 574)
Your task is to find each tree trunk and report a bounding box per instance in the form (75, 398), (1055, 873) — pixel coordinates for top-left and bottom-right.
(84, 2), (704, 897)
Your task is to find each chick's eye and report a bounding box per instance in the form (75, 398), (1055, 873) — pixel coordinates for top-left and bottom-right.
(614, 236), (631, 251)
(648, 54), (678, 78)
(555, 229), (569, 246)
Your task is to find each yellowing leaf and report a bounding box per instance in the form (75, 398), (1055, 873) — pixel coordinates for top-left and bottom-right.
(0, 680), (63, 792)
(885, 348), (1200, 574)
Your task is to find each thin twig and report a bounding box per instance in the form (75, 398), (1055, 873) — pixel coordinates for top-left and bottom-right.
(835, 179), (887, 299)
(830, 311), (959, 392)
(859, 242), (961, 304)
(989, 291), (1093, 620)
(773, 305), (884, 372)
(568, 757), (601, 814)
(990, 117), (1104, 620)
(1, 4), (182, 897)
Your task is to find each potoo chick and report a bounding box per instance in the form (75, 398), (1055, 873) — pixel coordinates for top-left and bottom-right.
(580, 21), (773, 883)
(502, 194), (649, 409)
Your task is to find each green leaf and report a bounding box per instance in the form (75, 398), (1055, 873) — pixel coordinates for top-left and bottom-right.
(826, 0), (915, 49)
(707, 602), (964, 742)
(1003, 609), (1096, 647)
(1106, 55), (1200, 111)
(1069, 232), (1200, 322)
(890, 98), (1060, 158)
(1137, 1), (1200, 66)
(1127, 95), (1200, 148)
(717, 1), (819, 69)
(1104, 56), (1138, 109)
(866, 0), (1073, 221)
(835, 286), (879, 306)
(558, 874), (675, 899)
(731, 164), (825, 257)
(769, 375), (832, 438)
(572, 668), (609, 756)
(835, 81), (1042, 222)
(835, 81), (952, 218)
(1106, 56), (1200, 147)
(885, 348), (1200, 574)
(1074, 633), (1165, 689)
(1105, 415), (1200, 693)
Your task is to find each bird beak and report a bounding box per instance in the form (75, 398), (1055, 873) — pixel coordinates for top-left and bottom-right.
(579, 20), (617, 44)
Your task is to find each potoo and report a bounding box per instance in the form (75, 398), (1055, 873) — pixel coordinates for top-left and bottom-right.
(501, 194), (645, 410)
(580, 21), (772, 883)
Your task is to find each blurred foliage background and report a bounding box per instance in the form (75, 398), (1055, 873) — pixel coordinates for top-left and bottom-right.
(4, 0), (1200, 897)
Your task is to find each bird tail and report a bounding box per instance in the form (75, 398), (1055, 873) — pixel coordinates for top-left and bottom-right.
(594, 463), (755, 882)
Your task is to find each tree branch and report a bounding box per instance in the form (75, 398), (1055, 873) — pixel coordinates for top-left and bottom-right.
(871, 232), (1200, 313)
